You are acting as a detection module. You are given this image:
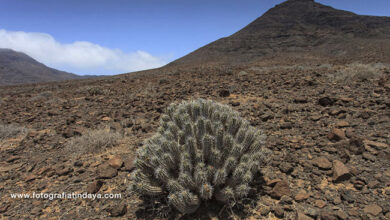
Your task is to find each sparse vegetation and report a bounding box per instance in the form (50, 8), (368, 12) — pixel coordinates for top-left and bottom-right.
(131, 99), (271, 214)
(28, 91), (53, 102)
(76, 86), (106, 96)
(64, 128), (122, 156)
(0, 123), (29, 140)
(332, 63), (387, 83)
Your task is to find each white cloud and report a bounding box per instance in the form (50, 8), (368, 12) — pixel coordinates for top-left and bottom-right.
(0, 29), (167, 75)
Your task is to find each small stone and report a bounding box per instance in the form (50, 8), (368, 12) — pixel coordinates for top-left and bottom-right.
(310, 115), (322, 121)
(73, 161), (83, 167)
(271, 180), (291, 199)
(320, 212), (338, 220)
(313, 157), (332, 170)
(280, 122), (293, 129)
(368, 180), (379, 188)
(97, 165), (118, 179)
(305, 207), (319, 218)
(348, 137), (365, 154)
(294, 97), (308, 103)
(218, 89), (230, 97)
(335, 210), (348, 220)
(363, 204), (382, 216)
(56, 167), (73, 176)
(229, 101), (240, 106)
(362, 152), (376, 162)
(332, 160), (350, 182)
(353, 180), (365, 190)
(280, 195), (293, 204)
(25, 174), (38, 182)
(0, 204), (10, 213)
(265, 178), (281, 187)
(318, 97), (334, 106)
(122, 156), (135, 172)
(364, 140), (389, 149)
(101, 116), (112, 121)
(333, 196), (342, 205)
(279, 162), (293, 173)
(274, 206), (284, 218)
(345, 128), (355, 138)
(6, 156), (21, 163)
(86, 180), (103, 194)
(108, 155), (123, 169)
(328, 128), (345, 141)
(31, 207), (41, 215)
(108, 203), (127, 217)
(36, 167), (51, 175)
(259, 206), (271, 215)
(296, 211), (314, 220)
(336, 120), (349, 128)
(295, 189), (310, 201)
(340, 190), (355, 203)
(314, 200), (327, 208)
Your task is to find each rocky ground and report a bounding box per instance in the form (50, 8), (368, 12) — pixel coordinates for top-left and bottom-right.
(0, 63), (389, 219)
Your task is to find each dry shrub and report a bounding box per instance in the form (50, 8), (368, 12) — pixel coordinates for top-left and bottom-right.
(64, 128), (122, 156)
(29, 91), (53, 102)
(76, 86), (106, 96)
(0, 123), (28, 140)
(333, 63), (386, 83)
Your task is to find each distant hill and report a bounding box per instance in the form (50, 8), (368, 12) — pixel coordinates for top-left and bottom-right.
(169, 0), (390, 66)
(0, 48), (84, 86)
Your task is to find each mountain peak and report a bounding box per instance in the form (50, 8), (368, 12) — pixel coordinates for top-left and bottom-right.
(169, 0), (390, 66)
(289, 0), (314, 2)
(0, 48), (81, 85)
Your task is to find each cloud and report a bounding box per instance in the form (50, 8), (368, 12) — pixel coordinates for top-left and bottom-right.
(0, 29), (167, 75)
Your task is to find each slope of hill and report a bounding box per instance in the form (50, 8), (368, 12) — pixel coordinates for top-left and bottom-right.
(170, 0), (390, 66)
(0, 48), (82, 86)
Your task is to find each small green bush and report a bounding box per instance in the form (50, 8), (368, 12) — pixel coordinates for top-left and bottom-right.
(131, 99), (271, 214)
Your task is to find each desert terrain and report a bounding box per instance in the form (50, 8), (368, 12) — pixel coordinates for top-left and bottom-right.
(0, 0), (389, 219)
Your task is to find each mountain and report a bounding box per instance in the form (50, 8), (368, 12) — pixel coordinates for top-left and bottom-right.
(0, 48), (83, 86)
(170, 0), (390, 66)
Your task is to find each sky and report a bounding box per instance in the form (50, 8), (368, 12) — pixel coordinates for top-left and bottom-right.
(1, 0), (389, 75)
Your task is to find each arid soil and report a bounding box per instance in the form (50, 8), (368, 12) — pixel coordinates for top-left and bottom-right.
(0, 62), (389, 219)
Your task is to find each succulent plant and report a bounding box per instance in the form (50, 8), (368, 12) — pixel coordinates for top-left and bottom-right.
(131, 99), (271, 214)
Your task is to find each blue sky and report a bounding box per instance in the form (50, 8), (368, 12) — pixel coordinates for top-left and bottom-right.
(1, 0), (389, 75)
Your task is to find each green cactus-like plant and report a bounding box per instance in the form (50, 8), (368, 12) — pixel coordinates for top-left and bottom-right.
(131, 99), (271, 214)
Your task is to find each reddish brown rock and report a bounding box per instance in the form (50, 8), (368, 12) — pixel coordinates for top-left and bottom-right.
(335, 210), (348, 220)
(313, 157), (332, 170)
(296, 211), (314, 220)
(122, 155), (135, 171)
(314, 200), (327, 208)
(108, 203), (127, 217)
(271, 180), (291, 199)
(363, 204), (382, 216)
(25, 174), (38, 182)
(328, 128), (346, 141)
(364, 140), (389, 149)
(86, 180), (103, 194)
(295, 189), (310, 201)
(264, 177), (282, 187)
(97, 165), (118, 179)
(56, 167), (73, 176)
(332, 160), (351, 182)
(345, 128), (355, 138)
(336, 120), (349, 128)
(108, 155), (123, 169)
(6, 156), (21, 163)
